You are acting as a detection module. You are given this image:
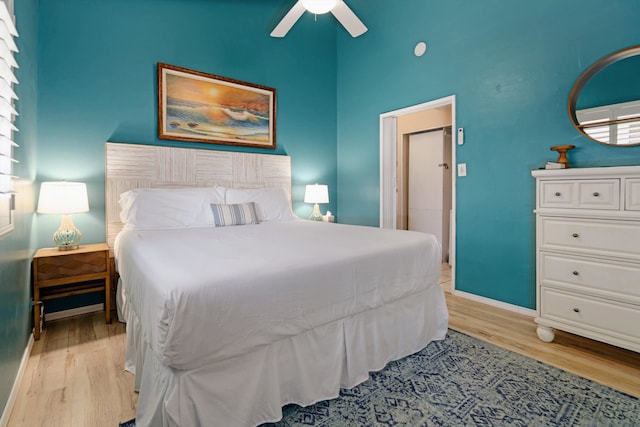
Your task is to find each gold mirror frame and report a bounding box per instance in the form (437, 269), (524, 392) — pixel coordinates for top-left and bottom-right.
(568, 45), (640, 146)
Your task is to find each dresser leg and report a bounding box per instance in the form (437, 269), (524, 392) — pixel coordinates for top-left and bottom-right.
(536, 325), (555, 343)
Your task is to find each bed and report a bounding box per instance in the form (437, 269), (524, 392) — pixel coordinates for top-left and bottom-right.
(106, 142), (449, 427)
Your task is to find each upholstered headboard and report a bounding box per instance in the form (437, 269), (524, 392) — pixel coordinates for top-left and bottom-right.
(105, 142), (292, 249)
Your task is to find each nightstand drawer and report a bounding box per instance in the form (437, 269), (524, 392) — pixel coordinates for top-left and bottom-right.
(35, 251), (108, 282)
(32, 243), (112, 340)
(540, 287), (640, 341)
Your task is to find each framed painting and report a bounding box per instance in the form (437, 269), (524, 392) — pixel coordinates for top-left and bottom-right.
(158, 63), (276, 149)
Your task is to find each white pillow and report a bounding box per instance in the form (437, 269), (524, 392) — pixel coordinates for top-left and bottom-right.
(225, 187), (297, 222)
(119, 186), (226, 229)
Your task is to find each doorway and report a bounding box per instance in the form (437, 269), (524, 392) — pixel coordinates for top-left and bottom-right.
(379, 95), (456, 288)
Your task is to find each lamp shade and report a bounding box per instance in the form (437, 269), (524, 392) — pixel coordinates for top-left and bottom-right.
(301, 0), (337, 14)
(37, 182), (89, 214)
(304, 184), (329, 204)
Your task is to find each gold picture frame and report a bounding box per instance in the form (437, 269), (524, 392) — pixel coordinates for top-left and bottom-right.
(158, 63), (276, 149)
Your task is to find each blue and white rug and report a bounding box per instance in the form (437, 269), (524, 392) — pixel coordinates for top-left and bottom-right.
(121, 329), (640, 426)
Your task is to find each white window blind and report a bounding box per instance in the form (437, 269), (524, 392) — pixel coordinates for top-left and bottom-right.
(0, 0), (17, 236)
(577, 100), (640, 146)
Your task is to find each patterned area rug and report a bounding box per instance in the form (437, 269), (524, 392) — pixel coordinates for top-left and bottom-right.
(121, 329), (640, 426)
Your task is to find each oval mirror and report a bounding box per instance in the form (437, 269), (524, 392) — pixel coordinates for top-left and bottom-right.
(568, 45), (640, 146)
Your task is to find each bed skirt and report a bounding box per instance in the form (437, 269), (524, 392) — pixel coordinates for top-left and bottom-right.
(125, 284), (448, 427)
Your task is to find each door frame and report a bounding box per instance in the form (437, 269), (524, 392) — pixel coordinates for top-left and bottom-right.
(379, 95), (457, 287)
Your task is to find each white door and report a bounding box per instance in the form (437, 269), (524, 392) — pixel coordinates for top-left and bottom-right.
(408, 130), (446, 253)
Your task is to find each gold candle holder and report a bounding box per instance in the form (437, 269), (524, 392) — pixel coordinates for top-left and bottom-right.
(550, 144), (576, 168)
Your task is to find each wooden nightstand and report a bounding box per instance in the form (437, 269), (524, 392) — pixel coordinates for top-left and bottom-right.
(32, 243), (111, 340)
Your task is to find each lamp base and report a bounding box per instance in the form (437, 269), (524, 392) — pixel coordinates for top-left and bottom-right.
(308, 203), (324, 221)
(53, 214), (82, 251)
(56, 243), (80, 251)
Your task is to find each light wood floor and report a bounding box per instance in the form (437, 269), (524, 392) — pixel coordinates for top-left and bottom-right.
(7, 315), (137, 427)
(7, 275), (640, 426)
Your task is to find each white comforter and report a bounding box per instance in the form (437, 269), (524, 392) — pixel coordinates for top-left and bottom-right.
(115, 220), (441, 371)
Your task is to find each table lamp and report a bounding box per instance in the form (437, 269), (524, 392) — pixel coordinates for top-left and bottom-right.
(37, 181), (89, 250)
(304, 183), (329, 221)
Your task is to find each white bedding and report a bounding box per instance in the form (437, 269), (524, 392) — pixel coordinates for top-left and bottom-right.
(115, 220), (443, 371)
(107, 145), (448, 426)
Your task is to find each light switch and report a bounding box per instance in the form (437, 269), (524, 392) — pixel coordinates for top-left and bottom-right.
(458, 163), (467, 177)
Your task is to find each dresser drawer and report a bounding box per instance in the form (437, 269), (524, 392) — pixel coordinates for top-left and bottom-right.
(540, 179), (619, 210)
(577, 180), (619, 209)
(539, 217), (640, 260)
(627, 179), (640, 211)
(540, 253), (640, 304)
(540, 181), (574, 208)
(540, 287), (640, 341)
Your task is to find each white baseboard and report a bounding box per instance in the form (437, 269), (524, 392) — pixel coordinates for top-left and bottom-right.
(44, 303), (104, 322)
(452, 289), (537, 317)
(0, 333), (34, 427)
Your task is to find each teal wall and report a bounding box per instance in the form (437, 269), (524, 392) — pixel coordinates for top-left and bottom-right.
(35, 0), (338, 312)
(30, 0), (640, 314)
(336, 0), (640, 308)
(36, 0), (338, 251)
(0, 0), (38, 416)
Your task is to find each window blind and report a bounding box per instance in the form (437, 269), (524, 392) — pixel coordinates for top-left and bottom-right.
(0, 0), (17, 235)
(577, 100), (640, 146)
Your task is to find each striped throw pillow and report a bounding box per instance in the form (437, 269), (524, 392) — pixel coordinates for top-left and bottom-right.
(210, 202), (260, 227)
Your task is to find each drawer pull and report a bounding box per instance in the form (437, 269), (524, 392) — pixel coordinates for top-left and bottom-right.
(572, 233), (579, 238)
(593, 192), (599, 197)
(555, 192), (561, 196)
(573, 308), (580, 313)
(572, 271), (579, 276)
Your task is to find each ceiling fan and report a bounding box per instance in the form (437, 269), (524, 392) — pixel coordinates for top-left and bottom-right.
(271, 0), (367, 38)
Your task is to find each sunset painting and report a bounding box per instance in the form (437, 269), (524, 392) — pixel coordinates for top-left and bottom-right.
(158, 63), (276, 148)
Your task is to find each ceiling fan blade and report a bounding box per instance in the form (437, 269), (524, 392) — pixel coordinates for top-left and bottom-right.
(271, 1), (306, 38)
(331, 0), (367, 37)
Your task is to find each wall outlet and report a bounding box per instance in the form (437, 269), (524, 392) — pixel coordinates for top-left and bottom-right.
(458, 163), (467, 177)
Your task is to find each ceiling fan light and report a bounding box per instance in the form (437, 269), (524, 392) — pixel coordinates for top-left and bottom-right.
(301, 0), (338, 14)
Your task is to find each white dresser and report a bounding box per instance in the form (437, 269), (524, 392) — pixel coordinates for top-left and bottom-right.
(532, 165), (640, 353)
